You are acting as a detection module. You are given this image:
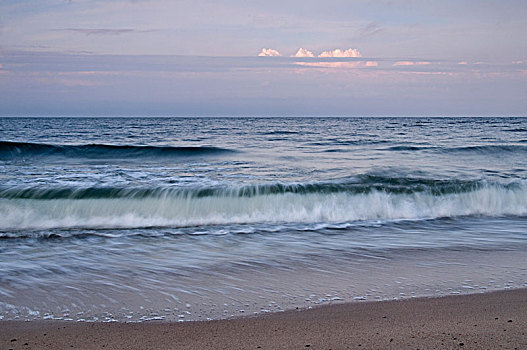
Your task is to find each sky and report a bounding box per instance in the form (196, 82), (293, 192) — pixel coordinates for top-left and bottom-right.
(1, 0), (526, 116)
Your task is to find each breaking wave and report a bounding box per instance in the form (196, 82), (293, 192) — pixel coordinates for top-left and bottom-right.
(1, 177), (526, 231)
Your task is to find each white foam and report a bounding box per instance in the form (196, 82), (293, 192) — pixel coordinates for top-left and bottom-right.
(1, 183), (526, 231)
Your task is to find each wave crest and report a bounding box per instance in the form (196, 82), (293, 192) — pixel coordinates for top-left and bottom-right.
(1, 179), (526, 231)
(0, 141), (233, 159)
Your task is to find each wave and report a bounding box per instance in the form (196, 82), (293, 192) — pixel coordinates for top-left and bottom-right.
(1, 178), (526, 231)
(0, 176), (503, 200)
(444, 145), (527, 153)
(0, 141), (233, 159)
(382, 144), (527, 154)
(385, 145), (431, 151)
(309, 140), (389, 146)
(261, 130), (299, 135)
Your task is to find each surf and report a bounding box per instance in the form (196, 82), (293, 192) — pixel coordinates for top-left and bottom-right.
(1, 179), (526, 232)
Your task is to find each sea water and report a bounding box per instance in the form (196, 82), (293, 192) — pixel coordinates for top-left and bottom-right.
(0, 117), (526, 322)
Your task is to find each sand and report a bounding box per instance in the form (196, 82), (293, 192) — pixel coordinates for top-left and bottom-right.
(1, 288), (526, 349)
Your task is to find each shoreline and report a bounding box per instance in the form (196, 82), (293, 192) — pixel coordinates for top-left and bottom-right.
(2, 288), (526, 349)
(2, 247), (525, 323)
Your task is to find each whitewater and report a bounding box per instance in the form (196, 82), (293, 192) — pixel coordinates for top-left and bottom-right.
(1, 180), (527, 232)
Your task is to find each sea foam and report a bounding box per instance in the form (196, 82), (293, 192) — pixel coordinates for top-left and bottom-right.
(1, 181), (526, 231)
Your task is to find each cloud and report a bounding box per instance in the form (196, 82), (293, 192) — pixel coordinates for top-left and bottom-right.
(318, 48), (362, 58)
(295, 61), (378, 69)
(292, 47), (368, 68)
(59, 28), (154, 36)
(5, 49), (519, 79)
(393, 61), (414, 66)
(293, 48), (314, 57)
(258, 48), (281, 57)
(3, 48), (526, 117)
(393, 61), (432, 66)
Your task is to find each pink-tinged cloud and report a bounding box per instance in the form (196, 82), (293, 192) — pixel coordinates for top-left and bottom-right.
(403, 71), (454, 76)
(258, 48), (281, 57)
(394, 61), (414, 66)
(318, 48), (362, 58)
(512, 60), (524, 64)
(393, 61), (431, 66)
(293, 48), (314, 57)
(295, 61), (377, 69)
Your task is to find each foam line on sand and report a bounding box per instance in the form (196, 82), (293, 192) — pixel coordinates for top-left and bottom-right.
(1, 288), (526, 349)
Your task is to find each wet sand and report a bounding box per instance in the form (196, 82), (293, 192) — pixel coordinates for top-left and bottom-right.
(1, 288), (526, 349)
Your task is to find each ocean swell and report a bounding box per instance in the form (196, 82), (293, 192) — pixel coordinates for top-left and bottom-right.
(0, 141), (233, 159)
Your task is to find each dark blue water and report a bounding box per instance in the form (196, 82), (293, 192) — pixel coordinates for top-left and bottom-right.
(1, 117), (526, 322)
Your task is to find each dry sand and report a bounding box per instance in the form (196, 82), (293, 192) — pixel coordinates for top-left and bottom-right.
(1, 288), (526, 349)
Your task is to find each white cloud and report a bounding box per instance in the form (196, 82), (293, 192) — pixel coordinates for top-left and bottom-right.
(293, 48), (314, 57)
(318, 48), (362, 58)
(258, 48), (281, 57)
(291, 47), (375, 69)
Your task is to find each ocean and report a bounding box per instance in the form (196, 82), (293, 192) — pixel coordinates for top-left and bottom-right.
(0, 116), (526, 322)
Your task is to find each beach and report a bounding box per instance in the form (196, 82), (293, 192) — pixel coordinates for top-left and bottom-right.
(2, 288), (526, 349)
